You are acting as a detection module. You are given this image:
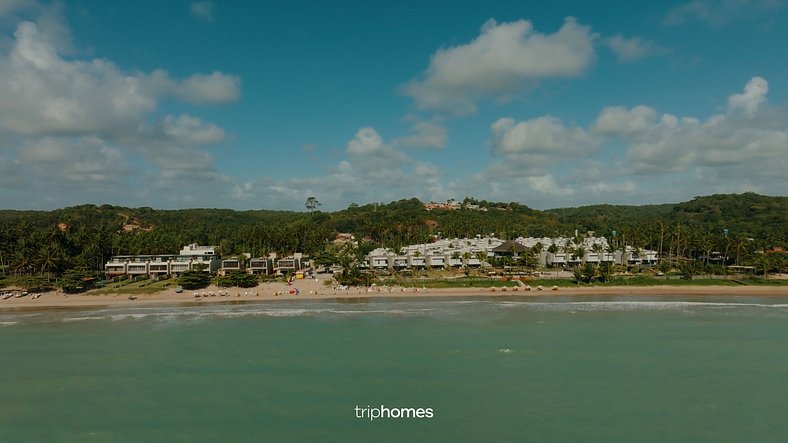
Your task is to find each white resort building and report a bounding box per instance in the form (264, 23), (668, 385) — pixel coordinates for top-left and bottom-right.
(104, 243), (221, 277)
(364, 236), (659, 271)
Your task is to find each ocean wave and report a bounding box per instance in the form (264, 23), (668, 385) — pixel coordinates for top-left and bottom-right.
(62, 316), (108, 322)
(498, 300), (788, 312)
(6, 298), (787, 326)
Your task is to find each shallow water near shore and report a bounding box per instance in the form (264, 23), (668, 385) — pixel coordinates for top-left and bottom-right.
(2, 295), (788, 442)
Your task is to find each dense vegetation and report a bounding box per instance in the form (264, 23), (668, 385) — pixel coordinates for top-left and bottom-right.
(0, 193), (785, 289)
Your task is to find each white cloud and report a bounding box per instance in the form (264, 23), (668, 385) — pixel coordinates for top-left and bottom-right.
(491, 116), (598, 157)
(0, 0), (37, 17)
(727, 76), (768, 117)
(346, 127), (405, 172)
(394, 118), (447, 149)
(460, 116), (599, 203)
(347, 127), (385, 155)
(593, 105), (658, 135)
(461, 76), (787, 209)
(605, 35), (668, 63)
(0, 21), (240, 137)
(190, 1), (215, 21)
(159, 114), (227, 146)
(405, 17), (596, 115)
(664, 0), (784, 26)
(588, 78), (786, 181)
(19, 136), (132, 184)
(231, 127), (451, 210)
(0, 21), (156, 136)
(0, 11), (239, 208)
(175, 71), (240, 105)
(625, 111), (787, 174)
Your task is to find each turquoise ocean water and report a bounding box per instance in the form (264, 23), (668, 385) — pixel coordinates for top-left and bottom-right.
(2, 295), (788, 442)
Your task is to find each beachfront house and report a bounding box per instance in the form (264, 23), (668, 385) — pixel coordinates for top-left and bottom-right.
(361, 235), (660, 274)
(219, 257), (243, 276)
(275, 253), (308, 276)
(104, 244), (220, 277)
(248, 257), (275, 275)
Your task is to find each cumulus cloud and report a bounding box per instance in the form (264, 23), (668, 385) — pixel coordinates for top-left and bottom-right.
(0, 21), (156, 136)
(624, 111), (787, 174)
(0, 11), (239, 208)
(0, 21), (239, 137)
(460, 116), (598, 203)
(589, 77), (785, 180)
(0, 0), (37, 17)
(174, 71), (240, 104)
(491, 116), (598, 157)
(605, 35), (668, 63)
(404, 17), (596, 115)
(394, 118), (447, 149)
(158, 114), (227, 146)
(664, 0), (784, 26)
(727, 76), (768, 117)
(593, 105), (658, 135)
(190, 1), (215, 21)
(462, 76), (787, 209)
(347, 127), (405, 172)
(231, 127), (449, 210)
(19, 136), (132, 184)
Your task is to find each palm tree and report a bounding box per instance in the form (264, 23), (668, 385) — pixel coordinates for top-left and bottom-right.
(597, 262), (614, 282)
(37, 244), (62, 277)
(476, 251), (487, 266)
(733, 236), (749, 266)
(580, 262), (596, 283)
(754, 254), (773, 279)
(11, 250), (33, 276)
(574, 246), (586, 264)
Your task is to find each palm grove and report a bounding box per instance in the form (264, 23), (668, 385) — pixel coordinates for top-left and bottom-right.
(0, 193), (785, 290)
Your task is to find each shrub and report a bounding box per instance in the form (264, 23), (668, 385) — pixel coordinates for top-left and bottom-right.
(215, 270), (259, 288)
(178, 270), (212, 290)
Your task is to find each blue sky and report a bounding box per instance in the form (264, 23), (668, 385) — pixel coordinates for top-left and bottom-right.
(0, 0), (786, 211)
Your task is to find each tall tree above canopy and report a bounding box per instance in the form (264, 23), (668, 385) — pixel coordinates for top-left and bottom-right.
(305, 196), (321, 212)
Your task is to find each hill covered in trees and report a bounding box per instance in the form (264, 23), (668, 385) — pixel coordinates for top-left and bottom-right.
(0, 193), (785, 279)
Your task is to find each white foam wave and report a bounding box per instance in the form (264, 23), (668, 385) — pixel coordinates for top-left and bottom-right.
(499, 300), (788, 312)
(62, 316), (108, 322)
(14, 298), (787, 326)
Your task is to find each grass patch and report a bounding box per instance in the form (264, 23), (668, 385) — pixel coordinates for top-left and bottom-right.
(89, 278), (178, 295)
(380, 277), (518, 288)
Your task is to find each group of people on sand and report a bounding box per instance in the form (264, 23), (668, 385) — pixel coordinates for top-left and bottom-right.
(491, 285), (559, 292)
(193, 290), (261, 298)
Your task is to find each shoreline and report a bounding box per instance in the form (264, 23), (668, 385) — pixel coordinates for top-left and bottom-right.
(2, 278), (787, 311)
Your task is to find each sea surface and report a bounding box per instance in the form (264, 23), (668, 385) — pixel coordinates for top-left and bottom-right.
(2, 295), (788, 442)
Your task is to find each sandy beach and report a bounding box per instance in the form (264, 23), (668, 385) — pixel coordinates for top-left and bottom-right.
(2, 277), (787, 310)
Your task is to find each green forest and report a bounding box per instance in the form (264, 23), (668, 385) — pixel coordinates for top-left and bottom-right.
(1, 193), (786, 286)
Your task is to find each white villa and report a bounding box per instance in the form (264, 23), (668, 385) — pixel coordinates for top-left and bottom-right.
(366, 236), (501, 270)
(104, 243), (221, 277)
(365, 236), (659, 270)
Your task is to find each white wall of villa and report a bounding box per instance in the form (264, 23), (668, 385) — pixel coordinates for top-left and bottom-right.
(367, 236), (500, 270)
(366, 236), (659, 270)
(105, 244), (220, 277)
